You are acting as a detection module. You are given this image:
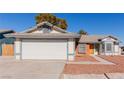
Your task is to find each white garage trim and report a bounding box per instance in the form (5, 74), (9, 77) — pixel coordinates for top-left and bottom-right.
(21, 39), (68, 60)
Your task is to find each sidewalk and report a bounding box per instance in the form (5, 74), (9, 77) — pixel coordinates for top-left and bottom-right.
(62, 74), (107, 79)
(68, 55), (114, 65)
(62, 73), (124, 79)
(91, 55), (115, 65)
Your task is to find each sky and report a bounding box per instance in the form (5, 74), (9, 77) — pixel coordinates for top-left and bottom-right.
(0, 13), (124, 44)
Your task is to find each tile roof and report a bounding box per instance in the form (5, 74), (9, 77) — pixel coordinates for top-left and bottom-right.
(79, 35), (118, 43)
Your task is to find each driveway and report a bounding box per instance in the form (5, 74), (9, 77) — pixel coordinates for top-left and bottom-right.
(0, 56), (65, 79)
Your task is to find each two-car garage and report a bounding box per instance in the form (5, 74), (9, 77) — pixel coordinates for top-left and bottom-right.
(21, 39), (68, 60)
(5, 33), (79, 61)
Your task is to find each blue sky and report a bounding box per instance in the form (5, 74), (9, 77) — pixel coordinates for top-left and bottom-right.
(0, 13), (124, 44)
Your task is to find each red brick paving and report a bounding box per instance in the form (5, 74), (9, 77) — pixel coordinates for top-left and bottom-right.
(64, 56), (124, 74)
(73, 55), (98, 62)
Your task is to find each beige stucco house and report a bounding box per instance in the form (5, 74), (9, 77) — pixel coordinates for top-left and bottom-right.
(5, 21), (80, 61)
(4, 21), (122, 61)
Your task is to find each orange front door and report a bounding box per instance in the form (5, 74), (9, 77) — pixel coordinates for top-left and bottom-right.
(89, 44), (94, 54)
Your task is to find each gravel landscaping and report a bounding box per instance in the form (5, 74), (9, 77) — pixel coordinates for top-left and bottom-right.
(98, 55), (124, 65)
(64, 56), (124, 75)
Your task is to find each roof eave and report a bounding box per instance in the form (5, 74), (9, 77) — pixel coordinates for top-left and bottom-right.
(0, 29), (15, 34)
(4, 34), (80, 39)
(79, 41), (100, 43)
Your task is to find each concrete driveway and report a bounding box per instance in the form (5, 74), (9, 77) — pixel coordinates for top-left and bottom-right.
(0, 56), (65, 79)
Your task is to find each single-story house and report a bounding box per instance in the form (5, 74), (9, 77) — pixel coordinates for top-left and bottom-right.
(0, 29), (15, 56)
(5, 21), (80, 61)
(76, 35), (121, 56)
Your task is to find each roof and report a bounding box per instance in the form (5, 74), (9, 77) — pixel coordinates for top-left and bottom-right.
(79, 35), (118, 43)
(0, 29), (15, 34)
(4, 33), (80, 39)
(23, 21), (67, 33)
(0, 37), (15, 44)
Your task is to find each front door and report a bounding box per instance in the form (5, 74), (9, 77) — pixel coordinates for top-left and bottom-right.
(89, 44), (94, 54)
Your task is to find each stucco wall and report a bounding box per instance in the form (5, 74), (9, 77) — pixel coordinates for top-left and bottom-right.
(50, 30), (61, 33)
(101, 43), (120, 55)
(101, 37), (120, 55)
(33, 30), (44, 33)
(14, 39), (21, 60)
(68, 39), (75, 60)
(32, 29), (61, 33)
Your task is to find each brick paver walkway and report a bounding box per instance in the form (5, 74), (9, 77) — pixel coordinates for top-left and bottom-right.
(73, 55), (99, 62)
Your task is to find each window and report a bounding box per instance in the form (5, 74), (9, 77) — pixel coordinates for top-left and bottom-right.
(79, 44), (86, 53)
(106, 43), (112, 52)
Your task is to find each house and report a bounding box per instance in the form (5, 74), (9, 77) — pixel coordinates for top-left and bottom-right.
(0, 29), (15, 56)
(5, 21), (80, 61)
(76, 35), (121, 56)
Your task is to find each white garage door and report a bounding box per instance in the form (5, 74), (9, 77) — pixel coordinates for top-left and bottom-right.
(21, 39), (67, 60)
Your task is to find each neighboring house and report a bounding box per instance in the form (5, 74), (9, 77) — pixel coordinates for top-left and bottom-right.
(0, 29), (15, 56)
(76, 35), (121, 56)
(5, 21), (80, 61)
(121, 46), (124, 55)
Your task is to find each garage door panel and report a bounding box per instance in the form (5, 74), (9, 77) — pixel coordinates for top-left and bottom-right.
(21, 40), (67, 60)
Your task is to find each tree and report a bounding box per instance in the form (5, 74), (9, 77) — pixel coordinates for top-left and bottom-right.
(78, 29), (88, 35)
(35, 13), (68, 30)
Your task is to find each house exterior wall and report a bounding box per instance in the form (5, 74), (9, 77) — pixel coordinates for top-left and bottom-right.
(77, 42), (120, 56)
(114, 44), (120, 55)
(76, 43), (95, 55)
(86, 44), (89, 54)
(32, 29), (61, 33)
(68, 38), (75, 60)
(104, 42), (114, 55)
(75, 44), (80, 56)
(33, 30), (44, 33)
(99, 43), (120, 55)
(50, 30), (61, 33)
(101, 37), (120, 55)
(14, 39), (21, 60)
